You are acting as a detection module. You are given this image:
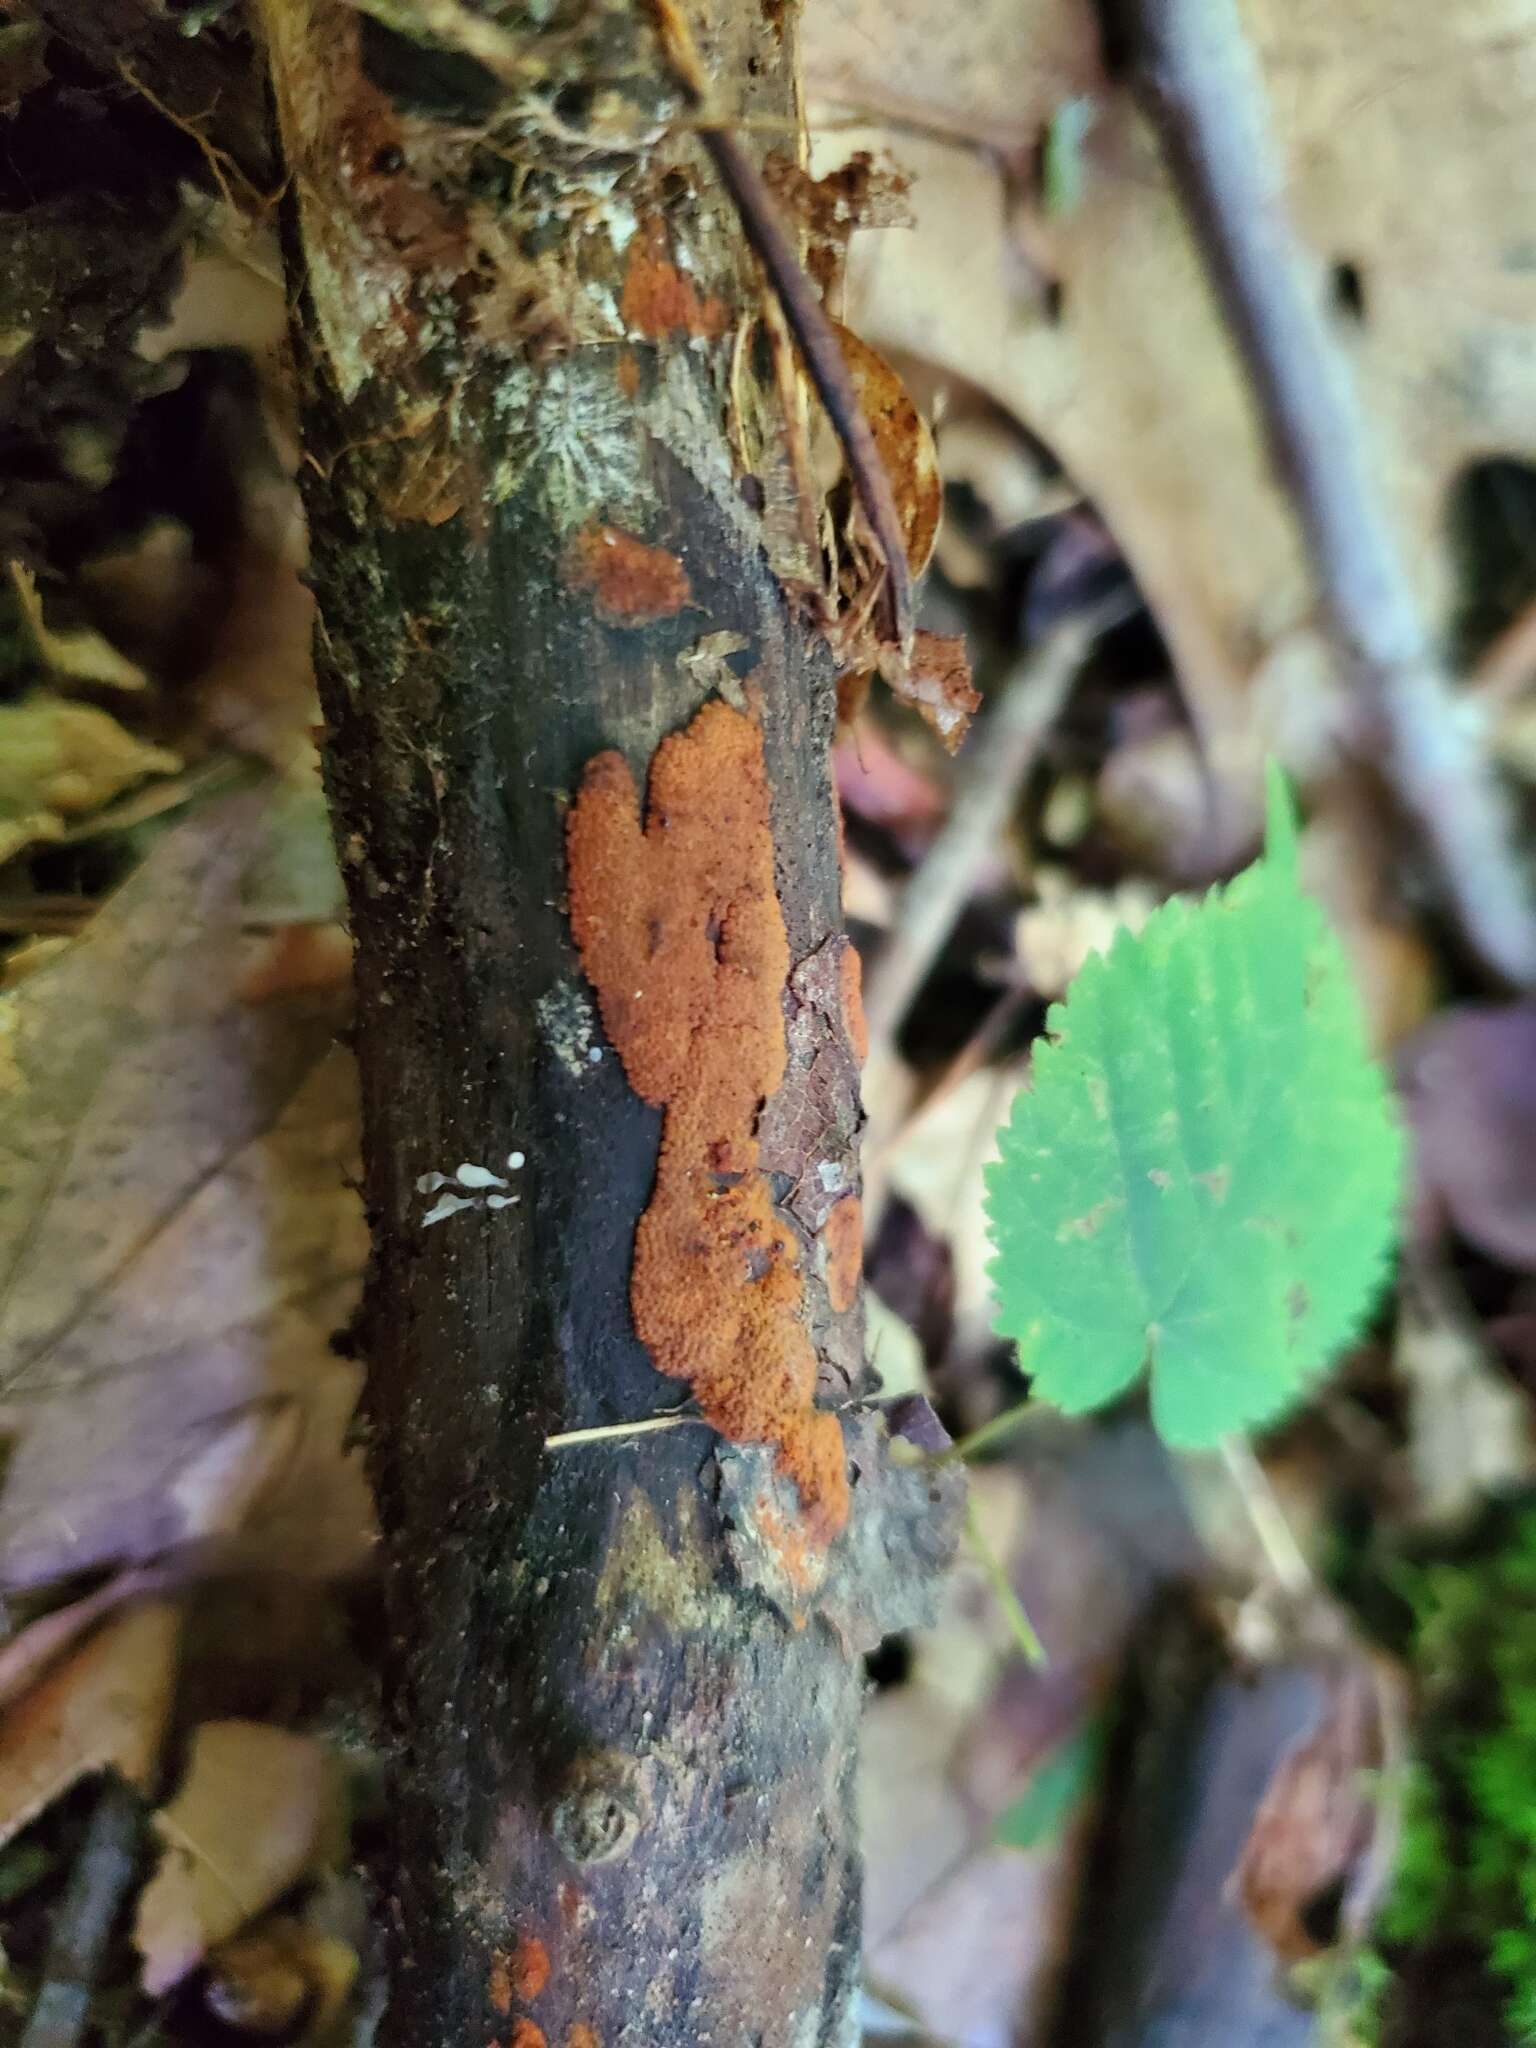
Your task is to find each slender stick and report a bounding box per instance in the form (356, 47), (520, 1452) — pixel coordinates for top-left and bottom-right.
(21, 1772), (142, 2048)
(1108, 0), (1536, 986)
(861, 600), (1125, 1053)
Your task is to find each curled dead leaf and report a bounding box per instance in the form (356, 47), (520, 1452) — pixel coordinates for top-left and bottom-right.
(1232, 1657), (1404, 1966)
(836, 321), (941, 583)
(0, 694), (180, 861)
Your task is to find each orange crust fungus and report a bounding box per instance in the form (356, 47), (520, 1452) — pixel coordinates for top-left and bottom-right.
(822, 1195), (863, 1316)
(620, 217), (730, 341)
(509, 1935), (550, 2002)
(508, 2024), (547, 2048)
(838, 937), (868, 1064)
(566, 524), (692, 627)
(566, 702), (849, 1542)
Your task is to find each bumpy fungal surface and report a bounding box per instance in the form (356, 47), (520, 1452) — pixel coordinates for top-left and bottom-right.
(566, 524), (692, 625)
(566, 702), (849, 1542)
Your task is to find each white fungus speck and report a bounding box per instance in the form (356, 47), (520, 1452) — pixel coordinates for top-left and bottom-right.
(455, 1161), (508, 1189)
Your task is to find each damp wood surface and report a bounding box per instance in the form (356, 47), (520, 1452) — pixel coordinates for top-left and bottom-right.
(253, 1), (926, 2042)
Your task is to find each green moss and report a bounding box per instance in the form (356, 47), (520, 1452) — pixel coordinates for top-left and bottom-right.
(1359, 1505), (1536, 2043)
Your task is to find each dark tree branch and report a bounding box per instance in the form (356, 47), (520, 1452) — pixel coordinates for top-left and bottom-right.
(257, 1), (960, 2041)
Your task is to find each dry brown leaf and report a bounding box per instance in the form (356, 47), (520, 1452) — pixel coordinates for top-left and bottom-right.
(0, 1601), (179, 1849)
(0, 694), (180, 861)
(1233, 1657), (1403, 1966)
(134, 1719), (334, 1996)
(837, 322), (942, 582)
(0, 785), (371, 1591)
(804, 0), (1100, 150)
(809, 0), (1536, 789)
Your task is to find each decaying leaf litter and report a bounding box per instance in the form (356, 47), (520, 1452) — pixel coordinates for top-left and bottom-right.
(3, 0), (1536, 2043)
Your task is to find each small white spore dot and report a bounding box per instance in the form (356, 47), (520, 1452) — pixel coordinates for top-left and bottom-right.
(588, 1045), (603, 1064)
(507, 1151), (526, 1171)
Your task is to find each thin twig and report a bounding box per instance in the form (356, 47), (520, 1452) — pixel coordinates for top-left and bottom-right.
(20, 1772), (142, 2048)
(860, 597), (1129, 1054)
(647, 0), (913, 648)
(964, 1494), (1047, 1667)
(1217, 1434), (1313, 1599)
(545, 1410), (700, 1450)
(1108, 0), (1536, 986)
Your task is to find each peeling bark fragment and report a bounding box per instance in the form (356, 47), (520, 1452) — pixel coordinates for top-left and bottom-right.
(759, 935), (865, 1238)
(566, 701), (849, 1542)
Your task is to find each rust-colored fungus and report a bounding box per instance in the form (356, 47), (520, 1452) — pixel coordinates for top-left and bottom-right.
(508, 2024), (546, 2048)
(566, 702), (849, 1541)
(566, 2029), (601, 2048)
(620, 217), (729, 340)
(566, 523), (692, 626)
(509, 1934), (550, 2002)
(822, 1194), (863, 1316)
(838, 936), (868, 1064)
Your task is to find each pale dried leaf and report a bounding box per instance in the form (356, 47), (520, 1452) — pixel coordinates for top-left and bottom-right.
(1013, 871), (1159, 1000)
(812, 0), (1536, 772)
(135, 1720), (333, 1996)
(0, 1602), (179, 1848)
(10, 562), (149, 691)
(0, 785), (370, 1590)
(0, 694), (180, 861)
(1396, 1278), (1536, 1526)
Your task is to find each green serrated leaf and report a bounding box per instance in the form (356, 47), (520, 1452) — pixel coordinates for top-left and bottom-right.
(983, 769), (1403, 1448)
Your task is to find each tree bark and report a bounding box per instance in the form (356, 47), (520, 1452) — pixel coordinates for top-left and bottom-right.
(257, 4), (959, 2043)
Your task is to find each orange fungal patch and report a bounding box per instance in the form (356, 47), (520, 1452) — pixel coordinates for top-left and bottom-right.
(509, 2024), (546, 2048)
(822, 1194), (863, 1316)
(566, 2029), (601, 2048)
(838, 936), (868, 1064)
(510, 1934), (550, 2002)
(567, 524), (692, 627)
(567, 702), (849, 1542)
(620, 218), (729, 340)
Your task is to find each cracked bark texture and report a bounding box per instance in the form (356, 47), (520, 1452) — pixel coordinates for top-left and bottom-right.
(256, 3), (959, 2044)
